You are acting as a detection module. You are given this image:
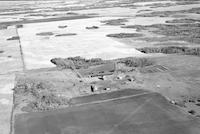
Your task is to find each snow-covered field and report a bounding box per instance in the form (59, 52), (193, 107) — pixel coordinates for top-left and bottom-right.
(18, 17), (147, 69)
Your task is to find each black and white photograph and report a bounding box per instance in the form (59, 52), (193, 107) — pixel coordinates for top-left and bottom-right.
(0, 0), (200, 134)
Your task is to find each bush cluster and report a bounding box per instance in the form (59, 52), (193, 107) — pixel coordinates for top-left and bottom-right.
(51, 56), (105, 69)
(137, 46), (200, 56)
(106, 33), (143, 38)
(14, 80), (68, 111)
(118, 57), (155, 67)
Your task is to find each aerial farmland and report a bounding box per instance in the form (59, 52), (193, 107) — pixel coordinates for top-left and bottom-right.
(0, 0), (200, 134)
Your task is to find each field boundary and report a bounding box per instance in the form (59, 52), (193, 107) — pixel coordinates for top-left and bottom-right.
(16, 27), (26, 71)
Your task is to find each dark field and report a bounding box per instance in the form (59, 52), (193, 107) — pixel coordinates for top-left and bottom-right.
(14, 89), (200, 134)
(101, 18), (128, 26)
(122, 23), (200, 44)
(136, 7), (200, 17)
(36, 32), (54, 36)
(6, 36), (20, 41)
(55, 33), (77, 37)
